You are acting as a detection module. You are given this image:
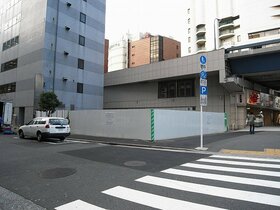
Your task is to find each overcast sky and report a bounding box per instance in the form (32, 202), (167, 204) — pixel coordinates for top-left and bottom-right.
(105, 0), (188, 55)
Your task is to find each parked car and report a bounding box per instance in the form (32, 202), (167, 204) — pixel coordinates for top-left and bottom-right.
(254, 114), (264, 127)
(18, 117), (70, 141)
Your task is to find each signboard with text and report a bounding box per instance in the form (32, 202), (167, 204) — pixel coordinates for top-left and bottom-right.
(200, 56), (207, 106)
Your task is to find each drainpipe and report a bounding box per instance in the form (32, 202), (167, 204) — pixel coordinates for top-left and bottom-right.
(52, 0), (60, 92)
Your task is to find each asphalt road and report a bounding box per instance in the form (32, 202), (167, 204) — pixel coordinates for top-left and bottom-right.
(0, 134), (280, 210)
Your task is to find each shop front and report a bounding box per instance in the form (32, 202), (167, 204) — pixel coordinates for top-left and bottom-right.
(246, 90), (280, 126)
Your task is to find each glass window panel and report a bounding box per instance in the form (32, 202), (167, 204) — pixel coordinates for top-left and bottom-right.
(79, 35), (85, 46)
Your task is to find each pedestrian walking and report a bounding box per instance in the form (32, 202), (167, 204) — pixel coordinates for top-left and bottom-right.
(247, 112), (256, 134)
(0, 116), (3, 132)
(277, 113), (280, 125)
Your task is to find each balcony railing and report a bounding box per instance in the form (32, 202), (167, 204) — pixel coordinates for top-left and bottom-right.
(196, 27), (206, 33)
(197, 34), (206, 40)
(197, 46), (206, 52)
(219, 20), (234, 27)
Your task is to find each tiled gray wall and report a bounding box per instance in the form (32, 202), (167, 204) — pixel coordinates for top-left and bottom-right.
(105, 49), (225, 86)
(0, 0), (106, 122)
(44, 0), (105, 110)
(104, 74), (230, 114)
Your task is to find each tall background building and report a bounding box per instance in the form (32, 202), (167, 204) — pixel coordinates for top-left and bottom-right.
(108, 33), (181, 72)
(0, 0), (106, 124)
(186, 0), (280, 55)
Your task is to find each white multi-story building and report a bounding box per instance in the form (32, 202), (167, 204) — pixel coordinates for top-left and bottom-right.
(186, 0), (280, 55)
(0, 0), (106, 124)
(108, 39), (129, 72)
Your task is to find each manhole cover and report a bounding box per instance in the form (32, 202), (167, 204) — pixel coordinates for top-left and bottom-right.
(124, 161), (146, 167)
(40, 167), (76, 179)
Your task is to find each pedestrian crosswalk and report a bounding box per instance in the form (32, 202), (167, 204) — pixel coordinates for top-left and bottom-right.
(56, 154), (280, 209)
(102, 154), (280, 209)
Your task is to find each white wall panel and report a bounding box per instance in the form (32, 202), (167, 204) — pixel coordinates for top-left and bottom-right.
(69, 109), (225, 141)
(154, 110), (225, 140)
(70, 109), (151, 140)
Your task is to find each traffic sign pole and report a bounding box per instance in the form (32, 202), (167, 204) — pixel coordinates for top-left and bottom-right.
(200, 105), (203, 149)
(197, 55), (208, 151)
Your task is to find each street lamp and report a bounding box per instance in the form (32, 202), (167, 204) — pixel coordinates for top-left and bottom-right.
(214, 18), (220, 50)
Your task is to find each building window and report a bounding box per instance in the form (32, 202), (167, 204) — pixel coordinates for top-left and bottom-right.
(188, 18), (190, 24)
(188, 47), (191, 53)
(2, 35), (19, 51)
(158, 79), (195, 98)
(79, 35), (85, 46)
(80, 12), (86, 23)
(177, 79), (195, 97)
(1, 59), (18, 72)
(158, 82), (168, 98)
(150, 36), (163, 63)
(188, 28), (190, 34)
(187, 8), (190, 14)
(78, 58), (84, 69)
(0, 82), (16, 94)
(168, 81), (176, 98)
(158, 81), (176, 98)
(237, 35), (241, 42)
(248, 28), (280, 39)
(188, 37), (191, 43)
(77, 83), (83, 93)
(83, 0), (87, 2)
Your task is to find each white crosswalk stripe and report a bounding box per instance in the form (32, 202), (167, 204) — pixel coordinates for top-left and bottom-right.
(211, 155), (280, 163)
(102, 186), (226, 210)
(136, 176), (280, 207)
(100, 155), (280, 209)
(59, 155), (280, 209)
(197, 158), (280, 169)
(181, 163), (280, 177)
(162, 168), (280, 188)
(55, 199), (105, 210)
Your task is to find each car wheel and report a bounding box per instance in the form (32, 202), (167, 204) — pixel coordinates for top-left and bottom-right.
(19, 130), (25, 139)
(59, 137), (65, 141)
(37, 131), (43, 142)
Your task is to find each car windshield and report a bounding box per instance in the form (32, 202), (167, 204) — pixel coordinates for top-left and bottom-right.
(49, 119), (68, 125)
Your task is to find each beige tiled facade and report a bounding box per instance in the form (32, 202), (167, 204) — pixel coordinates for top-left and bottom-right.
(129, 38), (151, 67)
(128, 35), (181, 68)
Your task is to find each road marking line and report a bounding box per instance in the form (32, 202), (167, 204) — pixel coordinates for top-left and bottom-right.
(55, 199), (105, 210)
(211, 155), (280, 163)
(197, 158), (280, 169)
(181, 163), (280, 177)
(137, 176), (280, 207)
(44, 139), (90, 145)
(65, 139), (90, 144)
(102, 186), (226, 210)
(162, 168), (280, 189)
(45, 142), (66, 145)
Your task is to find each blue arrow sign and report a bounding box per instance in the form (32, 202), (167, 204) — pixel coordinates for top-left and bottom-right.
(200, 55), (207, 65)
(200, 70), (207, 79)
(200, 86), (208, 95)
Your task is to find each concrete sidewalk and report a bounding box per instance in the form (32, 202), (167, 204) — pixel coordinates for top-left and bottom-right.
(69, 126), (280, 157)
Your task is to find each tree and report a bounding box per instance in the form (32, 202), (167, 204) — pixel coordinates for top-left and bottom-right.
(38, 92), (62, 117)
